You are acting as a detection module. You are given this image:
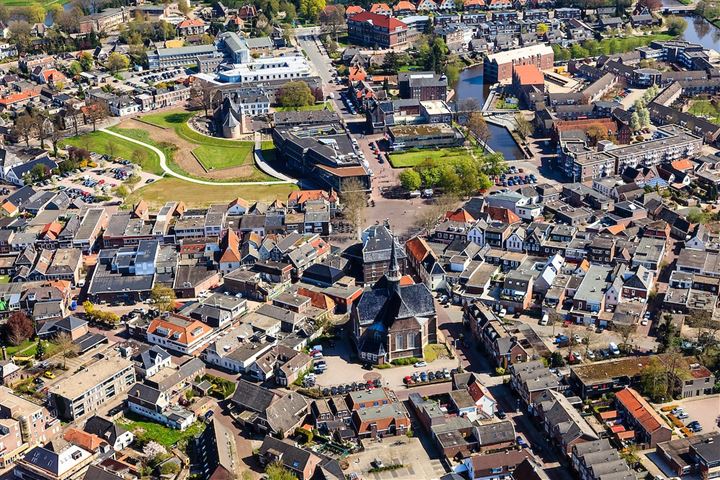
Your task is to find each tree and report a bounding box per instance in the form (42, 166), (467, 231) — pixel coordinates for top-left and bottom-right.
(424, 37), (448, 74)
(85, 100), (109, 132)
(341, 178), (368, 241)
(78, 51), (94, 71)
(666, 16), (688, 36)
(466, 112), (490, 150)
(514, 113), (532, 140)
(12, 113), (37, 147)
(266, 463), (296, 480)
(630, 111), (640, 132)
(50, 116), (63, 157)
(399, 169), (422, 191)
(536, 23), (549, 35)
(5, 311), (34, 346)
(35, 339), (45, 359)
(615, 324), (636, 353)
(159, 463), (180, 475)
(586, 124), (609, 146)
(107, 52), (130, 73)
(126, 174), (141, 188)
(35, 116), (52, 150)
(639, 108), (651, 127)
(550, 351), (565, 368)
(178, 0), (191, 15)
(143, 441), (167, 459)
(151, 285), (176, 312)
(277, 81), (315, 108)
(319, 4), (344, 41)
(300, 0), (326, 21)
(190, 82), (216, 116)
(382, 50), (400, 73)
(9, 20), (32, 54)
(27, 5), (46, 24)
(55, 332), (80, 368)
(114, 185), (130, 199)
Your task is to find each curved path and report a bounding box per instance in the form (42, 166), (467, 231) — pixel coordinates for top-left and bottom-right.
(100, 128), (297, 186)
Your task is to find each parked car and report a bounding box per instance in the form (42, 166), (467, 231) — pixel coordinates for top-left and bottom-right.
(414, 361), (427, 368)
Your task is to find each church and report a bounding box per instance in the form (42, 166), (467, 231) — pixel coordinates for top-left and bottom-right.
(351, 238), (437, 364)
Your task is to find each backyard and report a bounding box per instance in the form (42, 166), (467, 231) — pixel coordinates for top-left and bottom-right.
(118, 413), (206, 448)
(125, 177), (297, 208)
(688, 99), (720, 125)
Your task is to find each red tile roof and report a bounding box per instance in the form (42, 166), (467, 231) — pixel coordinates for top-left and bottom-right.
(615, 387), (665, 435)
(445, 208), (475, 223)
(513, 64), (544, 85)
(405, 236), (431, 263)
(346, 5), (365, 15)
(671, 159), (694, 172)
(178, 18), (205, 28)
(348, 11), (407, 31)
(370, 3), (391, 13)
(393, 1), (417, 10)
(487, 206), (520, 224)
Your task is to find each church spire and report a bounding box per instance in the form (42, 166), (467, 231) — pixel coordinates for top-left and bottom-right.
(387, 234), (401, 284)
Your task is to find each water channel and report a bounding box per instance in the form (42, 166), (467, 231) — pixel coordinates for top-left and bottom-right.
(455, 65), (525, 160)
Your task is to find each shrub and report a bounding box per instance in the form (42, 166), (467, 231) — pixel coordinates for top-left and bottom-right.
(295, 427), (313, 444)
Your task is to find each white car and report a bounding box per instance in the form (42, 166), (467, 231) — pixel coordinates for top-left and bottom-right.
(414, 361), (427, 368)
(640, 319), (649, 326)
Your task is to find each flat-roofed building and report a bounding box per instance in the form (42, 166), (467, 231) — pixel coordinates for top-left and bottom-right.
(49, 355), (135, 421)
(484, 44), (554, 83)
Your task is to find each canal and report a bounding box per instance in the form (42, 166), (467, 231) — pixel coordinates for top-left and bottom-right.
(455, 65), (525, 160)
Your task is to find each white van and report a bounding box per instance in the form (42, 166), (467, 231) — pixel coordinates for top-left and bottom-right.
(539, 313), (549, 326)
(609, 342), (620, 355)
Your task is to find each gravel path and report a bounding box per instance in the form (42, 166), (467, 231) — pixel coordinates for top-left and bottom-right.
(99, 128), (296, 186)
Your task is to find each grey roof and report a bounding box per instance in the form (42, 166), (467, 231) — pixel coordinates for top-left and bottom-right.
(355, 282), (435, 326)
(83, 416), (129, 447)
(21, 446), (60, 475)
(231, 379), (275, 412)
(128, 383), (163, 405)
(362, 225), (407, 264)
(155, 44), (217, 58)
(137, 345), (171, 370)
(475, 420), (515, 446)
(265, 392), (308, 434)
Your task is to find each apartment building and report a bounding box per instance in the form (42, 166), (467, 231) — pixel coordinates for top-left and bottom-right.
(347, 12), (408, 48)
(484, 44), (554, 83)
(49, 356), (135, 420)
(0, 387), (61, 462)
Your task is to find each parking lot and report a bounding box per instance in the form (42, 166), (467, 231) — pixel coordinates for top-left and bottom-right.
(311, 335), (459, 392)
(39, 154), (161, 205)
(660, 394), (720, 434)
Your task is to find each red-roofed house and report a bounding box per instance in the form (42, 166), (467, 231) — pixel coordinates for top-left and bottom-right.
(670, 159), (694, 172)
(220, 229), (241, 273)
(463, 0), (485, 9)
(393, 1), (417, 14)
(487, 206), (521, 225)
(176, 18), (207, 36)
(347, 11), (408, 48)
(370, 3), (392, 15)
(615, 387), (671, 447)
(346, 5), (365, 16)
(445, 208), (475, 223)
(349, 65), (367, 82)
(0, 88), (41, 110)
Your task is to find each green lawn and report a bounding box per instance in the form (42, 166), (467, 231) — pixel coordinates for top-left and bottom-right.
(5, 339), (35, 357)
(3, 0), (69, 6)
(139, 111), (193, 129)
(118, 413), (205, 448)
(61, 130), (163, 175)
(688, 100), (720, 125)
(388, 147), (468, 168)
(193, 144), (254, 171)
(125, 177), (298, 208)
(275, 102), (334, 112)
(0, 275), (9, 284)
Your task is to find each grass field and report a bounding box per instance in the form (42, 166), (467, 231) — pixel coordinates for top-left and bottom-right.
(118, 413), (205, 448)
(5, 339), (35, 357)
(61, 130), (163, 175)
(3, 0), (68, 6)
(139, 110), (261, 173)
(688, 100), (720, 125)
(388, 147), (468, 168)
(193, 144), (254, 170)
(125, 177), (298, 208)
